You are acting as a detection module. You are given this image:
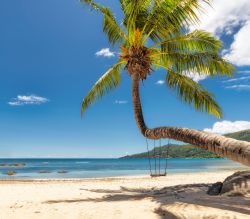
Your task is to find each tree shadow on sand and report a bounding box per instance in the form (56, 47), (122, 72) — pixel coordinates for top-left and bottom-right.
(44, 183), (250, 218)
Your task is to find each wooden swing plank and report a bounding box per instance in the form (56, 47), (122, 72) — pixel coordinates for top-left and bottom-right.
(150, 173), (167, 177)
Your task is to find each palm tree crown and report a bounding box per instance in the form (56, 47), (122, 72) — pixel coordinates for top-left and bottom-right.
(81, 0), (234, 118)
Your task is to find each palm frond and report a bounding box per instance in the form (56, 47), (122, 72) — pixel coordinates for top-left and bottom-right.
(151, 48), (234, 77)
(159, 30), (222, 53)
(80, 0), (125, 45)
(120, 0), (151, 32)
(166, 70), (222, 118)
(142, 0), (211, 42)
(166, 53), (234, 77)
(81, 62), (123, 115)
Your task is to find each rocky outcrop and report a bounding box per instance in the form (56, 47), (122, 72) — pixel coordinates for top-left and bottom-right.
(220, 171), (250, 197)
(206, 171), (250, 197)
(207, 182), (223, 195)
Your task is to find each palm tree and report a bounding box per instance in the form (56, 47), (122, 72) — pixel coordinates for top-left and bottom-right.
(80, 0), (250, 166)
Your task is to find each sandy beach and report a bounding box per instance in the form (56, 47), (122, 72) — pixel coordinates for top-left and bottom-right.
(0, 171), (249, 219)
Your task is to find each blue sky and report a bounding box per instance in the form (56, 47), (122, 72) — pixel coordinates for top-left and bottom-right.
(1, 0), (250, 158)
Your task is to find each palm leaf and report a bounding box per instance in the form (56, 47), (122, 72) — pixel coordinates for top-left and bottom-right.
(81, 62), (123, 115)
(142, 0), (211, 42)
(150, 46), (234, 77)
(120, 0), (151, 33)
(159, 30), (222, 54)
(80, 0), (125, 45)
(166, 53), (234, 76)
(166, 70), (222, 118)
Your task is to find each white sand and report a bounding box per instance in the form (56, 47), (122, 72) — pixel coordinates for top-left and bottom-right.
(0, 171), (250, 219)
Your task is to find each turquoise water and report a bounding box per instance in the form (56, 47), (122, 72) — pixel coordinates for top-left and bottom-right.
(0, 158), (247, 179)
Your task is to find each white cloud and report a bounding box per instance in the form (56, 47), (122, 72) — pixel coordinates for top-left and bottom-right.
(95, 48), (115, 57)
(8, 95), (49, 106)
(224, 22), (250, 66)
(194, 0), (250, 35)
(165, 72), (207, 83)
(192, 1), (250, 66)
(185, 72), (207, 82)
(155, 80), (165, 85)
(224, 84), (250, 90)
(204, 120), (250, 134)
(223, 76), (250, 83)
(114, 100), (128, 104)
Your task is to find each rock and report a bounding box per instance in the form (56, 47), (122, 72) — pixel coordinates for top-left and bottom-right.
(0, 163), (25, 167)
(12, 163), (26, 167)
(221, 171), (250, 197)
(207, 182), (223, 195)
(39, 171), (51, 174)
(57, 171), (68, 174)
(4, 171), (17, 176)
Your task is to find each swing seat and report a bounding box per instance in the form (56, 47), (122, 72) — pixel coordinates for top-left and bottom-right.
(150, 173), (167, 177)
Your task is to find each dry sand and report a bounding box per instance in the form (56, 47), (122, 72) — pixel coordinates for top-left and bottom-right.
(0, 171), (250, 219)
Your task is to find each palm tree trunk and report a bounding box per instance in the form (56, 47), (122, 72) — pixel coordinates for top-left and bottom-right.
(132, 73), (250, 167)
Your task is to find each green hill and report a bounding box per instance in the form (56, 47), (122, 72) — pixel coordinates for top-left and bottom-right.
(225, 129), (250, 141)
(121, 129), (250, 159)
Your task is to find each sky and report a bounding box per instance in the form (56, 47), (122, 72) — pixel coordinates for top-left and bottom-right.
(0, 0), (250, 158)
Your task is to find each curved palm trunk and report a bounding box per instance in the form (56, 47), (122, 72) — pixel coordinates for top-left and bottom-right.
(132, 74), (250, 167)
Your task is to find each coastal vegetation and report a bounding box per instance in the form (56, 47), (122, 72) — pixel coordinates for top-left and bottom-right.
(122, 144), (221, 158)
(122, 129), (250, 158)
(81, 0), (250, 166)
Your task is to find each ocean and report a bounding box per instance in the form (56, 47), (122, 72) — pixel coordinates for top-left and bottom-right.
(0, 158), (246, 179)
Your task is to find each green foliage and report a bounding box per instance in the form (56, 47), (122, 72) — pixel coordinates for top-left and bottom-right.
(142, 0), (211, 42)
(159, 30), (222, 53)
(225, 129), (250, 142)
(80, 0), (125, 45)
(80, 0), (234, 117)
(81, 63), (123, 115)
(122, 129), (250, 158)
(121, 0), (151, 33)
(122, 144), (220, 158)
(166, 70), (222, 118)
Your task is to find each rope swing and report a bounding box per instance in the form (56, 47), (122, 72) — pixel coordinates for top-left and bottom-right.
(145, 138), (170, 177)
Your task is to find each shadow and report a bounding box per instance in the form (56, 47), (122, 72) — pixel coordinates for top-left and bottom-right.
(154, 208), (180, 219)
(80, 188), (123, 193)
(45, 182), (250, 218)
(45, 193), (148, 204)
(80, 186), (157, 194)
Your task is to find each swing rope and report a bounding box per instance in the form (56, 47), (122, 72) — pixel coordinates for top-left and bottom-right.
(154, 140), (157, 175)
(158, 139), (161, 175)
(164, 139), (170, 175)
(145, 138), (152, 175)
(145, 138), (170, 177)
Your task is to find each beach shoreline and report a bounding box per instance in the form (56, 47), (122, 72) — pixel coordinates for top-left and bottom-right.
(1, 170), (249, 219)
(0, 169), (245, 182)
